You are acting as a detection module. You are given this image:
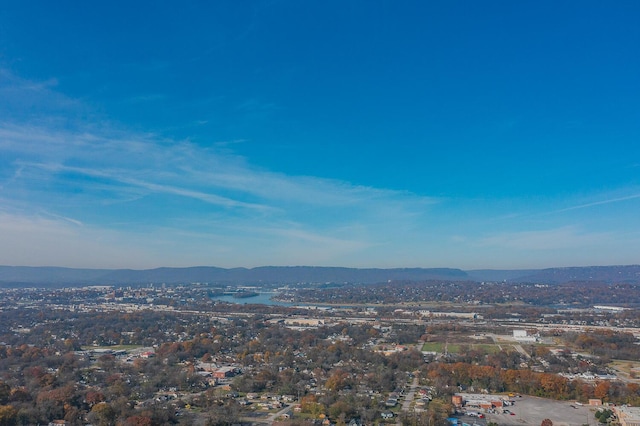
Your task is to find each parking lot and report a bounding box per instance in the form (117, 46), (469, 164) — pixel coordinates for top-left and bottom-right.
(480, 396), (599, 426)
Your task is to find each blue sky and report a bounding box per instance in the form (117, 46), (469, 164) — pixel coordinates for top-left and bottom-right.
(1, 1), (639, 269)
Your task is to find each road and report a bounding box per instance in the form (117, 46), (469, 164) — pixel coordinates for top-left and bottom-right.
(513, 343), (531, 359)
(397, 375), (419, 425)
(237, 403), (294, 425)
(266, 403), (294, 423)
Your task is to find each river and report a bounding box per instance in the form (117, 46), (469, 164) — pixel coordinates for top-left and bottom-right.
(209, 292), (293, 306)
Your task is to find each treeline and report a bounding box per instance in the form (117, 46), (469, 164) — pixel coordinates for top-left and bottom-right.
(561, 329), (640, 361)
(291, 281), (640, 308)
(421, 361), (640, 405)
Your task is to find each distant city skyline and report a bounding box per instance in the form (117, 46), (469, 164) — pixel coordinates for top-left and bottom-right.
(1, 1), (639, 269)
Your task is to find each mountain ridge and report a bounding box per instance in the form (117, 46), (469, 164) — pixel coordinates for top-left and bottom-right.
(0, 265), (465, 287)
(1, 264), (639, 287)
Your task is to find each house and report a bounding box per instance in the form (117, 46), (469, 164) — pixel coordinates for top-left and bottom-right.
(415, 398), (430, 407)
(381, 411), (394, 419)
(280, 410), (293, 419)
(385, 398), (397, 407)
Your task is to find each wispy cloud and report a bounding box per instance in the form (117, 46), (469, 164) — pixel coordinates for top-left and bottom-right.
(0, 70), (438, 267)
(477, 226), (611, 251)
(3, 124), (435, 212)
(1, 69), (436, 211)
(0, 70), (83, 122)
(40, 210), (84, 227)
(0, 211), (156, 268)
(15, 161), (273, 211)
(553, 193), (640, 213)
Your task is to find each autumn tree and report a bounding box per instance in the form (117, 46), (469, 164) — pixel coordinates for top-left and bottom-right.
(328, 400), (356, 422)
(594, 381), (611, 401)
(324, 369), (351, 391)
(123, 415), (153, 426)
(0, 405), (18, 426)
(300, 395), (325, 417)
(88, 402), (116, 426)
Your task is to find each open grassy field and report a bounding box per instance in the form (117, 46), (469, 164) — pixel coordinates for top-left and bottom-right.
(421, 342), (445, 352)
(610, 359), (640, 380)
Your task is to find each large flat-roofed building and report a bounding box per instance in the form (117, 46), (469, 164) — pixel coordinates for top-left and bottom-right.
(513, 329), (537, 342)
(284, 318), (324, 327)
(617, 406), (640, 426)
(454, 393), (512, 413)
(418, 310), (479, 319)
(594, 305), (628, 312)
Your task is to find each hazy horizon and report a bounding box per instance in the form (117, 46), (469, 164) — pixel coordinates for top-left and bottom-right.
(1, 2), (639, 270)
(0, 262), (636, 273)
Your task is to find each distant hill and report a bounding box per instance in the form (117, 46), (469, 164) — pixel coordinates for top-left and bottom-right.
(512, 265), (640, 284)
(468, 265), (640, 284)
(466, 269), (540, 282)
(0, 265), (468, 287)
(1, 264), (639, 287)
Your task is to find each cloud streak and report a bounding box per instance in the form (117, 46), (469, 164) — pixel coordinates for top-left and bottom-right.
(553, 193), (640, 213)
(2, 69), (638, 269)
(0, 70), (440, 267)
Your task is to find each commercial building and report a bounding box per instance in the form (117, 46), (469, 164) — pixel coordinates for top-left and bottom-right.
(213, 366), (237, 379)
(616, 406), (640, 426)
(513, 329), (537, 343)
